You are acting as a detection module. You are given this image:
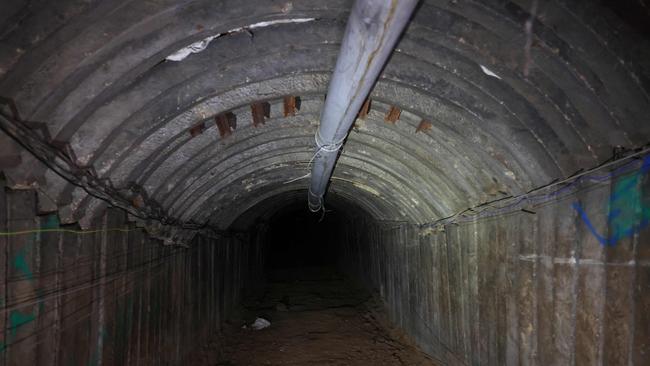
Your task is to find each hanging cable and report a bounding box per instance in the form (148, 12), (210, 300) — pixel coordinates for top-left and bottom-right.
(0, 97), (233, 242)
(420, 144), (650, 229)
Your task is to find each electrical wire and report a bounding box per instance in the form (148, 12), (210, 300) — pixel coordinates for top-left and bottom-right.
(0, 227), (134, 236)
(0, 98), (229, 242)
(0, 234), (244, 353)
(420, 145), (650, 229)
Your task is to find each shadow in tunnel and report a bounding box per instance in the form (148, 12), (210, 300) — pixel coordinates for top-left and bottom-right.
(264, 204), (344, 270)
(209, 200), (438, 365)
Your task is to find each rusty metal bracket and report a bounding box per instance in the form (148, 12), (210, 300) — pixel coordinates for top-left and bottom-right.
(0, 96), (233, 244)
(189, 122), (205, 137)
(251, 102), (271, 126)
(416, 119), (432, 133)
(385, 106), (401, 124)
(357, 99), (371, 120)
(283, 96), (301, 117)
(215, 112), (236, 138)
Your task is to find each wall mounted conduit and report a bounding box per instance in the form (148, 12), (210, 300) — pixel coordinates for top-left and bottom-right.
(307, 0), (419, 212)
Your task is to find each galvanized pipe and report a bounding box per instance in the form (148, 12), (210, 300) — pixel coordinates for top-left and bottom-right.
(308, 0), (418, 212)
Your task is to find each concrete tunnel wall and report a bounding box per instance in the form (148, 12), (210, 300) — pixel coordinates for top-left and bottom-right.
(1, 0), (650, 365)
(338, 156), (650, 365)
(0, 182), (266, 365)
(0, 154), (649, 365)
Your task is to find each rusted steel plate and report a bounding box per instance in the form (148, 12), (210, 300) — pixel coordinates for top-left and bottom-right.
(251, 102), (271, 127)
(416, 120), (432, 133)
(283, 96), (300, 117)
(384, 106), (401, 124)
(215, 112), (236, 138)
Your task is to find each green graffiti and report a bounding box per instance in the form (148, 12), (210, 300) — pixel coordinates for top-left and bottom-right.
(42, 214), (59, 229)
(14, 233), (38, 281)
(13, 246), (33, 280)
(1, 301), (39, 353)
(8, 310), (36, 339)
(574, 155), (650, 246)
(609, 174), (643, 242)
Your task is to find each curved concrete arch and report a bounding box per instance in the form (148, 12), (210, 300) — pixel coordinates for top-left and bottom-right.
(0, 0), (647, 228)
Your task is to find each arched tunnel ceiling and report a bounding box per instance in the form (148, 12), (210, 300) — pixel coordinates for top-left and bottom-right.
(0, 0), (649, 230)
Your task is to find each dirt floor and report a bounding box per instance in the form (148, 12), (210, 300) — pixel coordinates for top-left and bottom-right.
(196, 267), (437, 366)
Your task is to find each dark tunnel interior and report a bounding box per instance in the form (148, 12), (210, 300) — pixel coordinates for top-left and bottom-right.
(263, 204), (344, 270)
(1, 0), (650, 365)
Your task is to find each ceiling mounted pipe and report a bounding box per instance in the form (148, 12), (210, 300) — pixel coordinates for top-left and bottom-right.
(307, 0), (419, 212)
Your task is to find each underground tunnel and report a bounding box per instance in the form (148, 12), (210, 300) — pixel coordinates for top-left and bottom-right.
(0, 0), (650, 365)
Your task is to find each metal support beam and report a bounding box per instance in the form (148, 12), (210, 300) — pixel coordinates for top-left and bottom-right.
(307, 0), (418, 212)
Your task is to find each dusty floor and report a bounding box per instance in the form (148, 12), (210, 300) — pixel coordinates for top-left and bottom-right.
(198, 267), (437, 366)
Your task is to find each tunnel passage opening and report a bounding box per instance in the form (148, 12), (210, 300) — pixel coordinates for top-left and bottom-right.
(230, 189), (381, 278)
(219, 191), (440, 365)
(263, 202), (346, 270)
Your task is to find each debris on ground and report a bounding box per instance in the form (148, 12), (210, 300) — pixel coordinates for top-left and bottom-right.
(251, 317), (271, 330)
(208, 267), (438, 365)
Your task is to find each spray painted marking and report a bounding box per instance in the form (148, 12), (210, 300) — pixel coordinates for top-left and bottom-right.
(42, 214), (59, 229)
(573, 155), (650, 246)
(13, 245), (33, 280)
(2, 250), (39, 352)
(8, 310), (36, 340)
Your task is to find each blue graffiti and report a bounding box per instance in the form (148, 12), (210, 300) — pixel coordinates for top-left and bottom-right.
(573, 155), (650, 246)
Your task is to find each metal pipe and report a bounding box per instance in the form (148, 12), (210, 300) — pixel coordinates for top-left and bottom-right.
(308, 0), (418, 212)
